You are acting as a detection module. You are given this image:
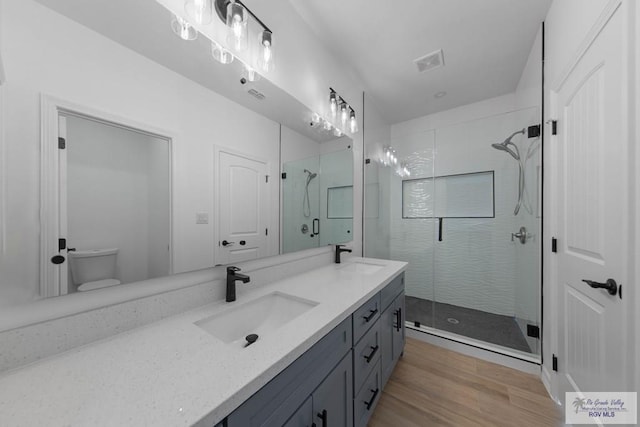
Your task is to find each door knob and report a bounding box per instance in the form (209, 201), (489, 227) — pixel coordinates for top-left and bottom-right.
(582, 278), (618, 296)
(221, 240), (234, 247)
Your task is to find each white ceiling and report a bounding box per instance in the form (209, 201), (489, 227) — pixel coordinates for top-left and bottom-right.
(290, 0), (552, 124)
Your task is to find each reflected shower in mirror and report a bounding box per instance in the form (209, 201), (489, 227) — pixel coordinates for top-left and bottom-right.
(280, 128), (353, 254)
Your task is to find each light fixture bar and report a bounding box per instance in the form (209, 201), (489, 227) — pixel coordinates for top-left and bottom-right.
(214, 0), (272, 33)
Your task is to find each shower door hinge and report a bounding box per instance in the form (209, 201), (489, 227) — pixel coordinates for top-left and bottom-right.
(527, 324), (540, 339)
(265, 175), (269, 183)
(551, 120), (558, 135)
(58, 238), (66, 251)
(281, 172), (287, 179)
(265, 228), (268, 236)
(58, 137), (66, 149)
(365, 158), (371, 164)
(527, 125), (541, 138)
(551, 237), (557, 253)
(552, 354), (558, 371)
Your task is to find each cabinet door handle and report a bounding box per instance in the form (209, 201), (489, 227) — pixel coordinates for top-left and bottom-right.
(394, 308), (401, 332)
(364, 388), (379, 410)
(363, 308), (378, 322)
(364, 345), (379, 363)
(316, 409), (327, 427)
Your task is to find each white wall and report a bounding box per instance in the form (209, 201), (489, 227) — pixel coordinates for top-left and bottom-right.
(66, 116), (170, 286)
(0, 0), (281, 307)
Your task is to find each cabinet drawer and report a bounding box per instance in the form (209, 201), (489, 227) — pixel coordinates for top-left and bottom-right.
(352, 320), (380, 395)
(352, 293), (380, 344)
(353, 360), (381, 427)
(380, 273), (404, 311)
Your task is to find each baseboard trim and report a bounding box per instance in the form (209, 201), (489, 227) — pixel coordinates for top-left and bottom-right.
(406, 325), (541, 375)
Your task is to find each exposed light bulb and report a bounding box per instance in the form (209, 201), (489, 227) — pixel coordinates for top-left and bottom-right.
(349, 109), (358, 133)
(329, 91), (337, 117)
(184, 0), (213, 25)
(226, 2), (248, 52)
(211, 41), (234, 64)
(171, 15), (198, 41)
(258, 30), (274, 72)
(323, 120), (332, 131)
(340, 103), (348, 126)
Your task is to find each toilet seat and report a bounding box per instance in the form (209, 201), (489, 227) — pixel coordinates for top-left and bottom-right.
(77, 279), (121, 292)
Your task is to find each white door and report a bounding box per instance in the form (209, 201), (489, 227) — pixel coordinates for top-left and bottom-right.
(218, 151), (269, 264)
(554, 5), (629, 399)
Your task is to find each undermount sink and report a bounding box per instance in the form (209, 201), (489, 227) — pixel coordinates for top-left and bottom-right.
(339, 261), (385, 275)
(195, 292), (318, 346)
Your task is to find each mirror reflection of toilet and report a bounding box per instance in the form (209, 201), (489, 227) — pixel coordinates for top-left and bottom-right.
(69, 249), (121, 292)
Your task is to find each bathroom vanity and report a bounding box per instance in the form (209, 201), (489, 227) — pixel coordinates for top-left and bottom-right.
(0, 258), (406, 427)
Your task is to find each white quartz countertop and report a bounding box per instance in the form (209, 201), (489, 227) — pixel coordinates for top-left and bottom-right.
(0, 257), (407, 427)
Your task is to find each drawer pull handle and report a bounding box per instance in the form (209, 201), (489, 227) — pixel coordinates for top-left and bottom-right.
(316, 409), (327, 427)
(364, 345), (379, 363)
(364, 388), (379, 410)
(363, 308), (378, 322)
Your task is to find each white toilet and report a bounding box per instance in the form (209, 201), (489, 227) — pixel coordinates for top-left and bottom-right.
(69, 248), (122, 292)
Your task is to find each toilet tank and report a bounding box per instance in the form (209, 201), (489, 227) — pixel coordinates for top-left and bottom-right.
(68, 248), (118, 285)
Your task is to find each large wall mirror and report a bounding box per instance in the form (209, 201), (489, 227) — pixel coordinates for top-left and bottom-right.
(0, 0), (353, 308)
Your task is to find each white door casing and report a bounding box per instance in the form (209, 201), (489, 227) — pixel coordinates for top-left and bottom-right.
(217, 150), (269, 265)
(552, 2), (630, 400)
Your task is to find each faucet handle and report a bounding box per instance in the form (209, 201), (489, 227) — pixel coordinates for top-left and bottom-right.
(227, 266), (241, 273)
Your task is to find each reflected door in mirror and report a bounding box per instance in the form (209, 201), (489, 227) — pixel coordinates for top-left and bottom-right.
(218, 151), (269, 264)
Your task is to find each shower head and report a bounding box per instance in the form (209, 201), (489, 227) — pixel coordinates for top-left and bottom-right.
(304, 169), (317, 179)
(491, 129), (525, 160)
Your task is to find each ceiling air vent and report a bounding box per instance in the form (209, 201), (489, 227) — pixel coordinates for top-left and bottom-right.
(247, 88), (265, 100)
(414, 49), (444, 73)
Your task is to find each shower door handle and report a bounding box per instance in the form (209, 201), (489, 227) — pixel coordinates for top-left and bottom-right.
(438, 218), (443, 242)
(313, 218), (320, 235)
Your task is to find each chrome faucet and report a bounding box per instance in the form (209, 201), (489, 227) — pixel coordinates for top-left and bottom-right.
(334, 244), (352, 264)
(226, 266), (250, 302)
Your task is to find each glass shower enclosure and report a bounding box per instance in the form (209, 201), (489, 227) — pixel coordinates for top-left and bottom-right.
(364, 107), (542, 360)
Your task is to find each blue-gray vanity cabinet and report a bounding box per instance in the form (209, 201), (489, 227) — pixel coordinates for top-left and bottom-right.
(225, 317), (352, 427)
(380, 276), (405, 387)
(312, 352), (354, 427)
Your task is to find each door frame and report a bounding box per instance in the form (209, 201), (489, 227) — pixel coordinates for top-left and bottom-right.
(213, 145), (274, 265)
(40, 94), (176, 297)
(545, 0), (634, 401)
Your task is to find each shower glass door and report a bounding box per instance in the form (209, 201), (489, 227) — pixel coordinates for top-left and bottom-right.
(364, 100), (542, 359)
(431, 108), (541, 357)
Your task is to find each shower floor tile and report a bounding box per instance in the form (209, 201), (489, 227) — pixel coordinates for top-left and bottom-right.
(405, 296), (533, 354)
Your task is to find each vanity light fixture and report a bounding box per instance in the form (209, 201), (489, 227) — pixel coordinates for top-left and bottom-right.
(184, 0), (213, 25)
(169, 0), (275, 76)
(327, 88), (358, 134)
(171, 15), (198, 40)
